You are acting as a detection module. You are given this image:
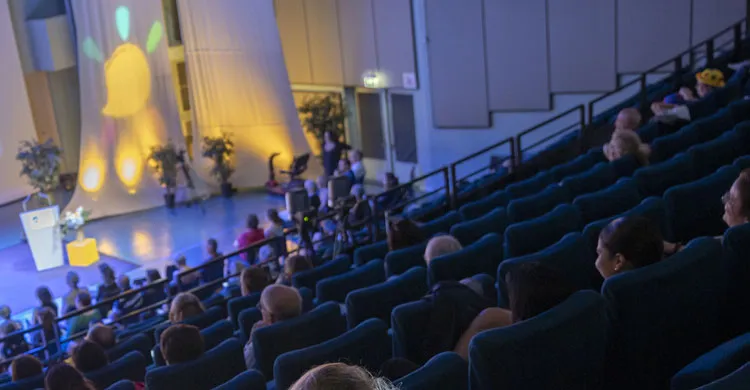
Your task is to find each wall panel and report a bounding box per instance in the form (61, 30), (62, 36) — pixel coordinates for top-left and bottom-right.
(337, 0), (378, 86)
(275, 0), (312, 84)
(425, 0), (489, 127)
(617, 0), (691, 73)
(372, 0), (416, 89)
(484, 0), (549, 110)
(548, 0), (616, 92)
(691, 0), (746, 45)
(304, 0), (344, 85)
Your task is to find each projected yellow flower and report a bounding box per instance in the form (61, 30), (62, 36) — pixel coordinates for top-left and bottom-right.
(82, 6), (163, 118)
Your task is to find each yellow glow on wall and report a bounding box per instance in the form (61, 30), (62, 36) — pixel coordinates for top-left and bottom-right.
(115, 134), (144, 190)
(79, 143), (106, 193)
(102, 43), (152, 118)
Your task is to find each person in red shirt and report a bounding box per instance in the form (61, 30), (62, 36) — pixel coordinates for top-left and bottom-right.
(234, 214), (265, 266)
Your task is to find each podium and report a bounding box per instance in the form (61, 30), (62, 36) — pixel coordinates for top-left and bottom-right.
(20, 205), (64, 271)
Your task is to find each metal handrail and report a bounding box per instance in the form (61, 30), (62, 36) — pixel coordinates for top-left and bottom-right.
(448, 137), (515, 208)
(515, 105), (585, 163)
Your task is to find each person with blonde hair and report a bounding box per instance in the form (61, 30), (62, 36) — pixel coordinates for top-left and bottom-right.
(290, 363), (395, 390)
(168, 292), (205, 323)
(603, 130), (651, 166)
(424, 235), (463, 265)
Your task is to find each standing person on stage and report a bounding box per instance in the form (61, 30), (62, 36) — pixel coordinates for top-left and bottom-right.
(36, 286), (58, 317)
(322, 131), (350, 177)
(234, 214), (265, 268)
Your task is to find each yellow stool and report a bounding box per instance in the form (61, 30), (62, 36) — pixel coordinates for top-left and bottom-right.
(66, 238), (100, 267)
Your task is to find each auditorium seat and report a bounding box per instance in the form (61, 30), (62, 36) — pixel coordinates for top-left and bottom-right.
(633, 153), (695, 197)
(497, 233), (599, 308)
(153, 305), (224, 344)
(252, 301), (346, 379)
(213, 370), (266, 390)
(505, 172), (555, 199)
(292, 255), (351, 295)
(273, 318), (391, 390)
(419, 210), (463, 237)
(573, 178), (641, 224)
(228, 293), (261, 329)
(560, 163), (617, 199)
(695, 362), (750, 389)
(345, 267), (428, 329)
(504, 204), (582, 259)
(0, 373), (45, 390)
(721, 222), (750, 338)
(395, 352), (468, 390)
(610, 154), (641, 178)
(507, 184), (569, 223)
(602, 238), (724, 389)
(353, 240), (389, 266)
(145, 339), (245, 390)
(428, 233), (502, 285)
(106, 333), (152, 364)
(104, 380), (135, 390)
(316, 259), (386, 304)
(85, 351), (147, 389)
(152, 320), (233, 366)
(469, 291), (608, 390)
(238, 307), (262, 343)
(450, 207), (507, 246)
(385, 243), (427, 277)
(688, 131), (747, 178)
(549, 149), (602, 181)
(582, 196), (669, 252)
(458, 190), (509, 220)
(671, 332), (750, 390)
(391, 299), (434, 365)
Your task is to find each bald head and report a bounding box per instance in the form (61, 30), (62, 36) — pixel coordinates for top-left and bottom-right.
(615, 108), (641, 132)
(424, 235), (463, 264)
(260, 285), (302, 323)
(87, 325), (116, 349)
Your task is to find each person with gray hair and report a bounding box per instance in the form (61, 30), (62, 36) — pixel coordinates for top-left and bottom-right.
(244, 284), (302, 369)
(348, 184), (372, 229)
(423, 235), (463, 265)
(290, 363), (395, 390)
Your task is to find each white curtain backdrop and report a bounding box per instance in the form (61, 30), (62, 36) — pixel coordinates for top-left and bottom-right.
(0, 1), (37, 204)
(67, 0), (187, 218)
(178, 0), (309, 188)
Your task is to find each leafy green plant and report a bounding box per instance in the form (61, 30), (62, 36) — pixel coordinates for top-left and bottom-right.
(297, 95), (348, 148)
(147, 141), (179, 194)
(201, 133), (235, 184)
(16, 139), (62, 195)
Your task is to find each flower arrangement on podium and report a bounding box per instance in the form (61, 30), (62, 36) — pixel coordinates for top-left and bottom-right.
(60, 207), (92, 242)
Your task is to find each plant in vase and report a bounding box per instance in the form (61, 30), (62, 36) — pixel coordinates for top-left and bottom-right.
(201, 133), (235, 197)
(297, 94), (348, 153)
(16, 139), (62, 205)
(60, 206), (91, 242)
(147, 141), (179, 208)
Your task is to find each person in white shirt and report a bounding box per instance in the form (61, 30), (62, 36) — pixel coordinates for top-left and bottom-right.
(349, 149), (366, 184)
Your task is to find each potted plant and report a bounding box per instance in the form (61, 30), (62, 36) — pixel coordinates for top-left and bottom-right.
(201, 133), (235, 197)
(16, 139), (62, 204)
(59, 206), (92, 242)
(297, 94), (348, 152)
(147, 141), (179, 208)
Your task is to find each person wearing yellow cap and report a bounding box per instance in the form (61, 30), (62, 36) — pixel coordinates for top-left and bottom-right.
(679, 68), (726, 102)
(651, 68), (726, 123)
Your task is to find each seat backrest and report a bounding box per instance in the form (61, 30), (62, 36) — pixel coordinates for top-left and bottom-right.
(384, 243), (427, 277)
(722, 223), (750, 337)
(316, 259), (386, 303)
(145, 338), (246, 390)
(292, 255), (351, 294)
(634, 152), (695, 197)
(353, 240), (389, 266)
(345, 267), (428, 329)
(252, 301), (346, 379)
(238, 307), (262, 343)
(573, 178), (641, 224)
(0, 374), (45, 390)
(391, 299), (434, 365)
(695, 362), (750, 390)
(671, 332), (750, 390)
(104, 380), (136, 390)
(152, 319), (234, 366)
(504, 204), (582, 259)
(610, 154), (641, 178)
(506, 172), (554, 199)
(507, 184), (569, 224)
(602, 238), (725, 389)
(419, 211), (463, 237)
(106, 333), (152, 364)
(213, 370), (266, 390)
(581, 197), (669, 253)
(395, 352), (468, 390)
(560, 162), (616, 199)
(228, 293), (261, 329)
(273, 319), (391, 390)
(549, 151), (598, 181)
(154, 305), (224, 343)
(451, 207), (507, 246)
(459, 190), (509, 220)
(428, 233), (503, 286)
(497, 233), (600, 308)
(664, 165), (739, 242)
(469, 291), (608, 390)
(688, 130), (746, 178)
(85, 351), (147, 390)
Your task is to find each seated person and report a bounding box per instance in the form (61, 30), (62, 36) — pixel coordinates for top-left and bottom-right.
(312, 220), (336, 259)
(613, 107), (642, 132)
(348, 185), (372, 229)
(276, 255), (312, 286)
(316, 176), (329, 211)
(65, 291), (102, 341)
(44, 363), (96, 390)
(10, 355), (43, 382)
(160, 324), (205, 365)
(168, 292), (205, 324)
(141, 269), (167, 309)
(290, 363), (395, 390)
(0, 306), (21, 332)
(71, 340), (108, 373)
(244, 284), (303, 369)
(651, 68), (726, 122)
(86, 325), (116, 350)
(387, 218), (425, 252)
(424, 235), (463, 265)
(335, 159), (356, 185)
(1, 321), (29, 359)
(304, 180), (321, 211)
(171, 255), (200, 288)
(603, 129), (650, 166)
(349, 149), (366, 184)
(201, 238), (224, 283)
(235, 214), (265, 267)
(32, 308), (60, 355)
(595, 216), (664, 280)
(110, 275), (143, 323)
(240, 267), (272, 296)
(95, 264), (120, 317)
(452, 262), (576, 359)
(36, 286), (59, 317)
(63, 272), (83, 314)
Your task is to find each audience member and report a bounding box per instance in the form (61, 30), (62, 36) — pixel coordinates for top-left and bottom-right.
(290, 363), (395, 390)
(71, 340), (108, 373)
(36, 286), (58, 317)
(63, 271), (82, 314)
(245, 285), (302, 369)
(276, 255), (312, 286)
(171, 255), (200, 288)
(141, 269), (166, 309)
(603, 130), (651, 166)
(168, 292), (205, 324)
(304, 180), (322, 211)
(86, 325), (116, 350)
(111, 275), (143, 322)
(65, 291), (102, 341)
(266, 209), (286, 238)
(722, 168), (750, 228)
(0, 305), (21, 331)
(10, 355), (43, 382)
(349, 149), (366, 184)
(32, 307), (60, 354)
(423, 235), (463, 265)
(241, 266), (272, 296)
(651, 68), (725, 122)
(95, 263), (120, 316)
(322, 130), (351, 177)
(596, 216), (664, 279)
(316, 176), (329, 210)
(44, 363), (96, 390)
(386, 218), (424, 252)
(1, 321), (29, 359)
(614, 107), (642, 132)
(160, 324), (205, 365)
(200, 238), (225, 284)
(335, 159), (356, 185)
(348, 185), (372, 228)
(235, 214), (265, 266)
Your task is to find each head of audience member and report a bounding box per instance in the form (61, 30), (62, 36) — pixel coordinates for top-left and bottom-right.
(603, 130), (650, 166)
(290, 363), (395, 390)
(351, 184), (366, 201)
(0, 305), (10, 321)
(338, 159), (351, 174)
(614, 108), (641, 132)
(86, 324), (115, 350)
(723, 168), (750, 228)
(304, 180), (318, 197)
(160, 324), (205, 365)
(11, 355), (43, 382)
(267, 208), (284, 227)
(321, 219), (336, 236)
(241, 266), (272, 296)
(71, 340), (108, 373)
(506, 262), (577, 323)
(259, 285), (302, 325)
(324, 130), (334, 144)
(695, 68), (725, 98)
(174, 255), (188, 269)
(596, 216), (664, 279)
(316, 176), (328, 191)
(424, 235), (463, 265)
(387, 218), (425, 252)
(36, 287), (54, 308)
(206, 238), (219, 257)
(98, 263), (116, 286)
(67, 271), (80, 291)
(76, 291), (93, 311)
(383, 173), (399, 190)
(247, 213), (260, 231)
(117, 275), (132, 292)
(35, 308), (56, 335)
(45, 363), (96, 390)
(283, 255), (312, 280)
(348, 149), (363, 163)
(168, 292), (205, 323)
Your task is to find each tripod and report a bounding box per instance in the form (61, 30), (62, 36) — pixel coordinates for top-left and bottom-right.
(177, 150), (206, 214)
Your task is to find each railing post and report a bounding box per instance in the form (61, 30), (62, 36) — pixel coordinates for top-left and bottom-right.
(578, 105), (586, 153)
(673, 56), (683, 89)
(706, 38), (715, 66)
(444, 167), (453, 211)
(514, 136), (522, 167)
(733, 22), (743, 61)
(587, 101), (594, 124)
(639, 74), (648, 111)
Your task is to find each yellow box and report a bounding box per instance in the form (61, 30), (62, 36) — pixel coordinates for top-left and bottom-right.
(66, 238), (100, 267)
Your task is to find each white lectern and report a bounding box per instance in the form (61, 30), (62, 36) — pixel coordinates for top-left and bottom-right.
(20, 205), (64, 271)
